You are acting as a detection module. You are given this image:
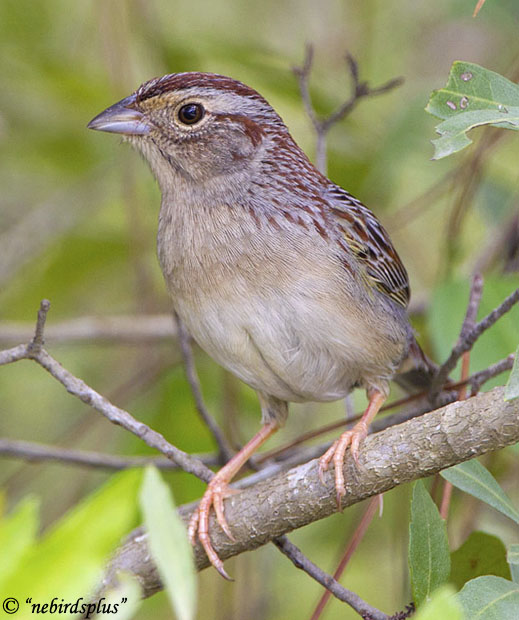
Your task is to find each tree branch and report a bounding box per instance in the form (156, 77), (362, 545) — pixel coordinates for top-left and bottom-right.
(0, 301), (213, 484)
(293, 45), (403, 173)
(102, 386), (519, 599)
(309, 495), (381, 620)
(429, 285), (519, 402)
(0, 314), (177, 346)
(460, 273), (484, 339)
(274, 535), (388, 620)
(469, 353), (515, 395)
(0, 438), (218, 471)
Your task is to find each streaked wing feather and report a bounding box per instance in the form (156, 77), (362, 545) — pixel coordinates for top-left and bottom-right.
(327, 185), (410, 308)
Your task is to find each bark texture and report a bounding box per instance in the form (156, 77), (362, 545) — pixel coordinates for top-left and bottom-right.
(102, 386), (519, 597)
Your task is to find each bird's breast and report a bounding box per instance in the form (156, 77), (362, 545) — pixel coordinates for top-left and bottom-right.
(156, 197), (409, 403)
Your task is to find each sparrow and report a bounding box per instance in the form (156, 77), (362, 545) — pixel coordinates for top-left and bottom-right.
(88, 72), (433, 578)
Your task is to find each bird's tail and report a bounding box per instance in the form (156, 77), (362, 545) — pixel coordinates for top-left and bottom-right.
(393, 336), (440, 394)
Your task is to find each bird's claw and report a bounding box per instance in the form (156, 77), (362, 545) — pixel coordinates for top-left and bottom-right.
(318, 423), (368, 511)
(188, 477), (236, 581)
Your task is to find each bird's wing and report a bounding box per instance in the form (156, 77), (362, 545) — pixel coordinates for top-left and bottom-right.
(327, 184), (410, 308)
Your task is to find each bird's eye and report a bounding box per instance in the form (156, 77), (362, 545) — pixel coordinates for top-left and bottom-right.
(178, 103), (204, 125)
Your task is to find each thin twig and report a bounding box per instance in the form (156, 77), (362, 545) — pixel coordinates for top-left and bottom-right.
(0, 301), (214, 483)
(309, 496), (381, 620)
(293, 44), (403, 174)
(430, 283), (519, 403)
(293, 44), (319, 130)
(321, 55), (402, 131)
(0, 314), (177, 346)
(470, 353), (515, 396)
(27, 298), (51, 354)
(436, 276), (481, 516)
(0, 438), (218, 471)
(439, 480), (453, 520)
(460, 273), (484, 339)
(176, 314), (233, 463)
(473, 0), (487, 17)
(0, 344), (28, 366)
(274, 535), (389, 620)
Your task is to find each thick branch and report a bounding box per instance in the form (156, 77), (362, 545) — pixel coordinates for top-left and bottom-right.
(103, 386), (519, 598)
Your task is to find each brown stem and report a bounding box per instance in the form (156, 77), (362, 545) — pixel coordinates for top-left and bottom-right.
(274, 535), (389, 620)
(0, 314), (178, 346)
(430, 283), (519, 402)
(0, 438), (218, 471)
(310, 495), (380, 620)
(293, 44), (403, 174)
(0, 301), (214, 483)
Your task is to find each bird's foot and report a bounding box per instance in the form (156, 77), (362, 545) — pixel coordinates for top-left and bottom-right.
(188, 421), (279, 580)
(188, 475), (238, 581)
(318, 421), (369, 510)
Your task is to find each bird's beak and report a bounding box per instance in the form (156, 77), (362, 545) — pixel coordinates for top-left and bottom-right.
(87, 94), (150, 135)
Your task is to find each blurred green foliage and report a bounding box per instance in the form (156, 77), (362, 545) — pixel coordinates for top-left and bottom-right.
(0, 470), (142, 619)
(1, 0), (519, 618)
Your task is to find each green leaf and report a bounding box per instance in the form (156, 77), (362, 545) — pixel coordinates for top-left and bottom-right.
(505, 346), (519, 401)
(426, 61), (519, 158)
(413, 585), (464, 620)
(427, 62), (519, 120)
(0, 496), (39, 588)
(450, 532), (511, 590)
(409, 481), (451, 607)
(431, 108), (519, 159)
(139, 466), (197, 620)
(508, 545), (519, 584)
(3, 469), (142, 603)
(441, 460), (519, 524)
(458, 576), (519, 618)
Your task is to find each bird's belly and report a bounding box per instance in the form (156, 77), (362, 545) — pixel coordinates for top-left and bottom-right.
(174, 287), (406, 404)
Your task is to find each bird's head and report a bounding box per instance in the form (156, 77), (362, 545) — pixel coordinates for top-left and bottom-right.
(88, 72), (289, 189)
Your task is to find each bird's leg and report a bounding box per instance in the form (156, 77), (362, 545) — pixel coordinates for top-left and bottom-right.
(318, 390), (386, 509)
(188, 421), (279, 580)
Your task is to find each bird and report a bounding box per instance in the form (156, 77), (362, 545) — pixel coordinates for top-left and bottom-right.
(88, 71), (433, 579)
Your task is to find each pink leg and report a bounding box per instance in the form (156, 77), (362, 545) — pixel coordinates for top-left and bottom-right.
(188, 422), (278, 579)
(318, 391), (386, 509)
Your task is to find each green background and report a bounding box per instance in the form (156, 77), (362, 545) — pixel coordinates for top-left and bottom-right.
(1, 0), (518, 618)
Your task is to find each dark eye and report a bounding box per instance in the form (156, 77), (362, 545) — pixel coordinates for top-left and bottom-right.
(178, 103), (204, 125)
